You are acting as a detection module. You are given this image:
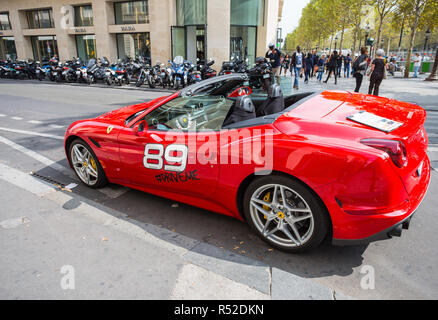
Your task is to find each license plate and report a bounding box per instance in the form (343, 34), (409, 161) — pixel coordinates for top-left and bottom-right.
(263, 74), (270, 79)
(53, 72), (57, 75)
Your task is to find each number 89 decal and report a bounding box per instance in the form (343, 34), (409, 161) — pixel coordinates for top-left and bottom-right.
(143, 144), (188, 172)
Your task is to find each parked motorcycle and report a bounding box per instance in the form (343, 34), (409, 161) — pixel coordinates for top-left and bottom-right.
(247, 57), (273, 91)
(198, 58), (217, 80)
(169, 56), (188, 90)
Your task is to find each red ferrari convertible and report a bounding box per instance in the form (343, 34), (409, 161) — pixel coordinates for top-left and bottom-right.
(65, 74), (431, 252)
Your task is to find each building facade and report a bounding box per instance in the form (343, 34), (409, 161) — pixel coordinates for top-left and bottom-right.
(0, 0), (283, 68)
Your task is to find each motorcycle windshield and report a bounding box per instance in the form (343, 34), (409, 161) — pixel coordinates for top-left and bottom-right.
(173, 56), (184, 65)
(86, 59), (96, 68)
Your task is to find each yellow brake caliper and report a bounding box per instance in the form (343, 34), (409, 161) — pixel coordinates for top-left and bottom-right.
(89, 157), (97, 171)
(263, 192), (271, 220)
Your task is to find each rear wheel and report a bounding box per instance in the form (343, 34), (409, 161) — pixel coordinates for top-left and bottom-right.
(243, 175), (329, 253)
(69, 139), (108, 188)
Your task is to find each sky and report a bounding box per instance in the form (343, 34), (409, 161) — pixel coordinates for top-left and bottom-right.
(278, 0), (311, 38)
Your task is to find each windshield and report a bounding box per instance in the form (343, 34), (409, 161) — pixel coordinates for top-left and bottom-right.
(143, 96), (234, 131)
(173, 56), (184, 65)
(86, 59), (96, 68)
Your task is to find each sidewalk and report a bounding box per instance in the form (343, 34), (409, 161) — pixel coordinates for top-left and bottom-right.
(0, 162), (350, 300)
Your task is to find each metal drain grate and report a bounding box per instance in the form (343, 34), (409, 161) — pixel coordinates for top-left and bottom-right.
(30, 171), (67, 189)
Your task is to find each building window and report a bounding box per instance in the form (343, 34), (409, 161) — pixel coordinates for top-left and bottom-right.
(31, 35), (58, 61)
(0, 12), (12, 30)
(0, 37), (16, 60)
(230, 0), (264, 26)
(74, 5), (93, 27)
(116, 33), (150, 59)
(26, 9), (54, 29)
(76, 34), (96, 61)
(175, 0), (206, 26)
(114, 1), (149, 25)
(230, 26), (257, 66)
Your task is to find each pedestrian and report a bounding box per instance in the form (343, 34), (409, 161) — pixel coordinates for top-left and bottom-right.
(281, 54), (291, 76)
(290, 46), (305, 90)
(352, 47), (369, 92)
(368, 49), (387, 96)
(337, 53), (343, 77)
(304, 52), (313, 84)
(412, 53), (422, 78)
(316, 54), (326, 82)
(266, 43), (282, 84)
(311, 50), (318, 77)
(324, 50), (339, 84)
(344, 54), (352, 78)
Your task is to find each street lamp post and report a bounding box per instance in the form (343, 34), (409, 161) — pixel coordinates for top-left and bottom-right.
(334, 35), (338, 51)
(424, 29), (431, 52)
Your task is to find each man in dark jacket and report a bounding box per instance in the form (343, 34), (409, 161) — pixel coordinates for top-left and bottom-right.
(266, 43), (282, 85)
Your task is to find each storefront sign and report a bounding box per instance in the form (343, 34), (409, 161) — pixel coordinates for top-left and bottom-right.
(121, 26), (136, 32)
(74, 28), (87, 33)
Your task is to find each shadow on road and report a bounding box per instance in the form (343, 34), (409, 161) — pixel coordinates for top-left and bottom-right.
(31, 159), (367, 281)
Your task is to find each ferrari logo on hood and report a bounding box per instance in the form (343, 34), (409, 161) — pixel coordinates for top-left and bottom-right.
(107, 126), (114, 134)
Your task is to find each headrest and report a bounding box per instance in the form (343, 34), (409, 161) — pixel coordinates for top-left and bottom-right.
(235, 95), (255, 113)
(268, 84), (283, 98)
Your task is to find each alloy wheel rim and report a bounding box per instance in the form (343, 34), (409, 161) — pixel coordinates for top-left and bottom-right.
(250, 184), (314, 248)
(71, 144), (98, 186)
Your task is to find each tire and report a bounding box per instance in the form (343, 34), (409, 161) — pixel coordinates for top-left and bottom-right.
(147, 75), (156, 88)
(243, 175), (329, 253)
(68, 139), (108, 189)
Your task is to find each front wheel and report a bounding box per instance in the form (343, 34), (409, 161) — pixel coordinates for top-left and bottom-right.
(69, 139), (108, 188)
(147, 75), (156, 88)
(243, 175), (329, 253)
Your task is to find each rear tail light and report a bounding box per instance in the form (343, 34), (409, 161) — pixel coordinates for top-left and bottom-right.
(361, 138), (407, 168)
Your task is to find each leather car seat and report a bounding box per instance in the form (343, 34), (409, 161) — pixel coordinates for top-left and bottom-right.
(222, 95), (256, 127)
(256, 84), (285, 117)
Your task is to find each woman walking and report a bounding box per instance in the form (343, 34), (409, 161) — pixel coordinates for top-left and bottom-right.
(324, 50), (339, 84)
(304, 52), (313, 83)
(368, 49), (387, 96)
(281, 54), (291, 76)
(352, 47), (369, 92)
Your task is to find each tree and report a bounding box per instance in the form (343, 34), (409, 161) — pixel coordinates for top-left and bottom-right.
(396, 0), (432, 78)
(423, 0), (438, 81)
(373, 0), (399, 51)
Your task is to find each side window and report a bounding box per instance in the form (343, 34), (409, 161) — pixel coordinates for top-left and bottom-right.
(143, 96), (234, 132)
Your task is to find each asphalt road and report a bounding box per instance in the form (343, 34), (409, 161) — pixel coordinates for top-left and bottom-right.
(0, 77), (437, 299)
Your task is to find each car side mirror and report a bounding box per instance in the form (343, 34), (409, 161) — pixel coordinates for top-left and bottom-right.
(133, 120), (147, 136)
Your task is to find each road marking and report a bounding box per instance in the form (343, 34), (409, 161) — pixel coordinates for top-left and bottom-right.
(0, 135), (74, 178)
(0, 127), (64, 140)
(28, 120), (43, 124)
(0, 114), (6, 117)
(170, 263), (269, 300)
(11, 116), (23, 120)
(0, 134), (128, 199)
(428, 147), (438, 152)
(427, 133), (438, 137)
(49, 124), (64, 129)
(0, 162), (54, 196)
